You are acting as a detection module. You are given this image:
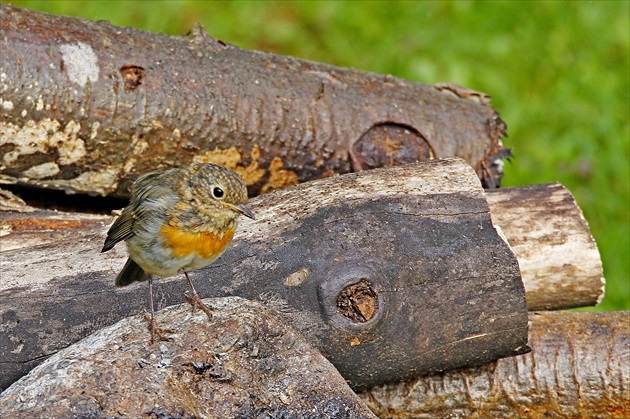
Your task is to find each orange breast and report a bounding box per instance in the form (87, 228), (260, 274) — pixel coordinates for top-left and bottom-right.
(159, 224), (235, 259)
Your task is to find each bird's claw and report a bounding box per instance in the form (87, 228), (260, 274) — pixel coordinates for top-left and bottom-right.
(143, 313), (174, 344)
(183, 291), (214, 319)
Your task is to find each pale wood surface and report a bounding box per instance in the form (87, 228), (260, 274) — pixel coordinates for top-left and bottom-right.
(486, 183), (605, 310)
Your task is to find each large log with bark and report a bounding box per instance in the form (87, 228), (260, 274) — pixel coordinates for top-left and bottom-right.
(359, 311), (630, 418)
(0, 297), (378, 418)
(0, 4), (509, 200)
(1, 182), (605, 309)
(0, 159), (530, 392)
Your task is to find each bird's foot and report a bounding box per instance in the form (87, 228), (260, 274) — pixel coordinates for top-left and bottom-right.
(184, 291), (214, 319)
(143, 313), (173, 344)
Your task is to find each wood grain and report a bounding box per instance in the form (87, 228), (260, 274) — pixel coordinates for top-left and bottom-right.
(486, 183), (605, 310)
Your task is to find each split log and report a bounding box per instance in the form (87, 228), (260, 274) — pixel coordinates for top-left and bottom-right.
(0, 297), (378, 418)
(486, 182), (605, 310)
(0, 159), (529, 391)
(0, 4), (509, 200)
(359, 311), (630, 418)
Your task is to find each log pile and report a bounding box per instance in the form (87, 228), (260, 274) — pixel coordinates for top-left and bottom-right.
(2, 159), (532, 391)
(1, 5), (624, 418)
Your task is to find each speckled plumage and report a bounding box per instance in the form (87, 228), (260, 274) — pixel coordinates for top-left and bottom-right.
(101, 163), (254, 342)
(102, 163), (253, 286)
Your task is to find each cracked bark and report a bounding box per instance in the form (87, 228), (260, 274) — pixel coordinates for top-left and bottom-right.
(0, 297), (378, 418)
(0, 4), (509, 201)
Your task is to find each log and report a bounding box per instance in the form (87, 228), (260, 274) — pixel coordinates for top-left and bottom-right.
(1, 181), (604, 308)
(0, 159), (529, 391)
(486, 182), (605, 310)
(0, 297), (378, 418)
(0, 4), (509, 199)
(359, 311), (630, 418)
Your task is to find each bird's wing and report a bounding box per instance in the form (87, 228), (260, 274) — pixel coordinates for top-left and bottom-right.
(101, 206), (136, 252)
(101, 168), (177, 252)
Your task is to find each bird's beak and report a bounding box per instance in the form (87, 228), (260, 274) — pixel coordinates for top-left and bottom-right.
(229, 203), (256, 220)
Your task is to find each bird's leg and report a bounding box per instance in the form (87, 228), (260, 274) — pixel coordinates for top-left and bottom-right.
(183, 272), (214, 318)
(143, 276), (172, 343)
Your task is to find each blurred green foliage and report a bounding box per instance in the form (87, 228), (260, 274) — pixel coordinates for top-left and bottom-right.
(6, 1), (629, 310)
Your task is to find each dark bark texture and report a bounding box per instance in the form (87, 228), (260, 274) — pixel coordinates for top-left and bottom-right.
(0, 297), (378, 418)
(0, 159), (529, 391)
(360, 311), (630, 419)
(0, 4), (509, 200)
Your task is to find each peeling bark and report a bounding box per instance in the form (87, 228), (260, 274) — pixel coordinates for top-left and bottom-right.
(0, 159), (529, 391)
(0, 297), (378, 418)
(359, 311), (630, 419)
(0, 4), (509, 200)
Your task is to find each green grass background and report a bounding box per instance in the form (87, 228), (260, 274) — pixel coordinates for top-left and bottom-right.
(6, 1), (629, 310)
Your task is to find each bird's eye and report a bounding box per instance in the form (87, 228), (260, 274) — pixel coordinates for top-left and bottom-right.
(212, 186), (224, 199)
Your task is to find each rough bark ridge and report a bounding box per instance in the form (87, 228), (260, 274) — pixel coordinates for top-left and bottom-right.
(0, 4), (509, 199)
(0, 159), (529, 391)
(0, 297), (377, 419)
(360, 311), (630, 418)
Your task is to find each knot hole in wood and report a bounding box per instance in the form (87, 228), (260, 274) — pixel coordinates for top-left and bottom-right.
(336, 279), (379, 323)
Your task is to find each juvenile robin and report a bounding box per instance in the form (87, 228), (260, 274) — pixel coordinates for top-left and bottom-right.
(101, 163), (255, 342)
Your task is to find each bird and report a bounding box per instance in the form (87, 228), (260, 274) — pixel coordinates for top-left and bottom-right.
(101, 163), (255, 342)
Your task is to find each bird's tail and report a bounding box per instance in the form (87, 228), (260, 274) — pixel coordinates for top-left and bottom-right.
(115, 258), (149, 287)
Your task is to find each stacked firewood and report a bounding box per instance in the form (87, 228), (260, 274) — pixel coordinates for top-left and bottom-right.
(1, 5), (626, 418)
